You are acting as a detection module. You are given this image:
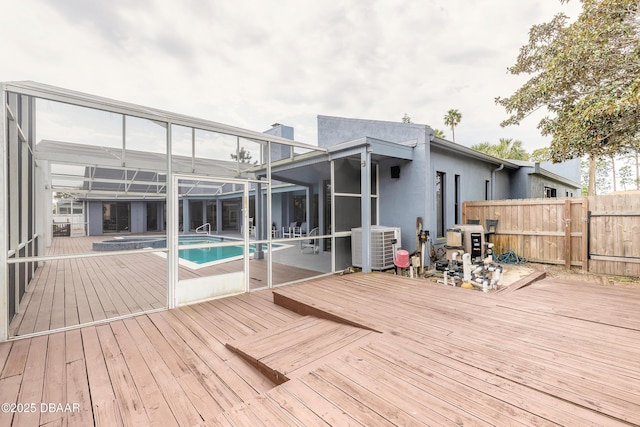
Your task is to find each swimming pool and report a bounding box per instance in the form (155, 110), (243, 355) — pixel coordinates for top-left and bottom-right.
(178, 236), (287, 268)
(93, 235), (287, 269)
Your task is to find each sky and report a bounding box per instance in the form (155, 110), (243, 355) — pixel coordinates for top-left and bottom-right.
(0, 0), (583, 152)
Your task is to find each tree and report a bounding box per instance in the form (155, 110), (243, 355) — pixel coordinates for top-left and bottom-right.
(496, 0), (640, 196)
(433, 129), (446, 139)
(54, 192), (75, 199)
(611, 155), (617, 192)
(619, 164), (633, 190)
(581, 156), (612, 195)
(443, 109), (462, 142)
(426, 125), (447, 139)
(231, 147), (257, 164)
(471, 138), (530, 160)
(531, 147), (553, 162)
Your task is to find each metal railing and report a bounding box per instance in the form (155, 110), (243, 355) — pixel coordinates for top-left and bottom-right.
(195, 223), (211, 235)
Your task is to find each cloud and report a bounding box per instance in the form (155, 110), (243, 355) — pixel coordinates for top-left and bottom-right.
(1, 0), (584, 152)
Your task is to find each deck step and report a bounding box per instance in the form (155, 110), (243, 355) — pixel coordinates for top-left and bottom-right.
(225, 316), (375, 384)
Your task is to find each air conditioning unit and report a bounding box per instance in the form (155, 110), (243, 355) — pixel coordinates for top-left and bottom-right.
(351, 226), (401, 270)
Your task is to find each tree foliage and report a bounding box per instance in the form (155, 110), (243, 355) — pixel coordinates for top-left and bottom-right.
(433, 128), (446, 139)
(231, 147), (257, 164)
(531, 147), (553, 162)
(471, 138), (530, 160)
(443, 109), (462, 142)
(496, 0), (640, 162)
(581, 156), (612, 194)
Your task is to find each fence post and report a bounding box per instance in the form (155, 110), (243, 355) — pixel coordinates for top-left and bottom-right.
(564, 199), (571, 269)
(582, 197), (589, 272)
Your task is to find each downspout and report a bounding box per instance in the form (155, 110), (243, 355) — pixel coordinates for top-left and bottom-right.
(424, 128), (435, 268)
(491, 163), (504, 200)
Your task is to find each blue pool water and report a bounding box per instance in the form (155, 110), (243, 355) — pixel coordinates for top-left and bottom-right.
(94, 235), (280, 266)
(177, 236), (275, 265)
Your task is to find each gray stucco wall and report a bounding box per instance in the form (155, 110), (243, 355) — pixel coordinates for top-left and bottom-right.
(318, 115), (522, 256)
(318, 115), (425, 147)
(530, 175), (580, 198)
(509, 169), (531, 199)
(318, 116), (429, 251)
(541, 157), (581, 183)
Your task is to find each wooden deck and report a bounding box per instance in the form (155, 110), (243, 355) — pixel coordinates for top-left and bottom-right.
(9, 236), (324, 337)
(1, 272), (639, 425)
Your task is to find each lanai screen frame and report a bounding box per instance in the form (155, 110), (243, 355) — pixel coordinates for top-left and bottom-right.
(0, 81), (330, 342)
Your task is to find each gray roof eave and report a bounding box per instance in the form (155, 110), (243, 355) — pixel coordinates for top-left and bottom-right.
(430, 137), (519, 169)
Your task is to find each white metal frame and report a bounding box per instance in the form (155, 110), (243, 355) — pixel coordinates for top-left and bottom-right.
(0, 81), (333, 342)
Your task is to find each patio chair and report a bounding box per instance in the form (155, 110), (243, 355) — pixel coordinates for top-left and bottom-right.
(300, 227), (319, 254)
(282, 221), (297, 238)
(294, 222), (307, 238)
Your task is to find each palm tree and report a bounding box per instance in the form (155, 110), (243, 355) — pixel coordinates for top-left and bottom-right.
(493, 138), (529, 160)
(433, 129), (446, 139)
(443, 109), (462, 142)
(471, 138), (530, 160)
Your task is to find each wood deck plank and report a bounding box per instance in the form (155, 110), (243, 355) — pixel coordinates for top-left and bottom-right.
(132, 315), (234, 421)
(66, 358), (95, 427)
(0, 341), (12, 373)
(266, 386), (330, 427)
(40, 333), (66, 426)
(95, 324), (151, 427)
(121, 317), (218, 425)
(81, 327), (124, 427)
(0, 375), (22, 427)
(3, 264), (640, 427)
(274, 378), (364, 426)
(0, 338), (30, 379)
(154, 310), (265, 401)
(109, 321), (182, 427)
(11, 336), (47, 427)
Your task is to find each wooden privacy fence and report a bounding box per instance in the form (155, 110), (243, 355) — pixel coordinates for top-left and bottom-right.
(462, 192), (640, 277)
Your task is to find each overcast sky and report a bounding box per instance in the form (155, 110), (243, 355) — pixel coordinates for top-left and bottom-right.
(1, 0), (582, 151)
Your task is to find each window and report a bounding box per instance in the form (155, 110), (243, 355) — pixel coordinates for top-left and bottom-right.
(485, 180), (491, 200)
(103, 202), (130, 233)
(436, 172), (446, 238)
(544, 187), (557, 198)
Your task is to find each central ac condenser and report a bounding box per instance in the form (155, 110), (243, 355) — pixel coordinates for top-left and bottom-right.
(351, 226), (401, 270)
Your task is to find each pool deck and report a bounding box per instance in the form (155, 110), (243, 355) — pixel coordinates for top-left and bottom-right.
(8, 236), (326, 337)
(1, 272), (639, 425)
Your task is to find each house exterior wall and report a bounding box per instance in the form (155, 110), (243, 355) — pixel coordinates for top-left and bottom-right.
(317, 115), (524, 254)
(541, 157), (581, 183)
(509, 169), (531, 199)
(379, 146), (512, 250)
(318, 115), (424, 148)
(318, 116), (429, 251)
(530, 174), (580, 198)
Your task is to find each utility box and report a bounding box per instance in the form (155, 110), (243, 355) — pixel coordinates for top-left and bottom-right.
(351, 226), (401, 270)
(445, 224), (485, 261)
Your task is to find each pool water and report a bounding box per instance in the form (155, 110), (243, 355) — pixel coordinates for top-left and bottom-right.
(179, 243), (252, 264)
(177, 236), (277, 266)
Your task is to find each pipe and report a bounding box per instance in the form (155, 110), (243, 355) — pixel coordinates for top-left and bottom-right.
(491, 163), (504, 200)
(462, 253), (472, 283)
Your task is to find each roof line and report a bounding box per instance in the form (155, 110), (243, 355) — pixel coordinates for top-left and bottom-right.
(3, 80), (327, 153)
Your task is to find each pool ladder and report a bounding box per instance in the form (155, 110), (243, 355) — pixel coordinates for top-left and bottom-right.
(195, 223), (211, 235)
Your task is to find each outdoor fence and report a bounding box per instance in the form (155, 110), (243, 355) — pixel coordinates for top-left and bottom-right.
(463, 192), (640, 277)
(52, 222), (71, 237)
